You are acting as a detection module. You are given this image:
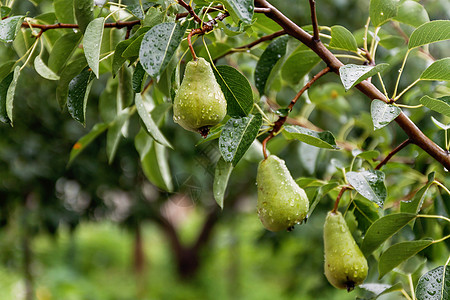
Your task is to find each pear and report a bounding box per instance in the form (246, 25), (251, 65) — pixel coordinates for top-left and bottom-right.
(173, 57), (227, 136)
(256, 155), (309, 232)
(323, 211), (368, 291)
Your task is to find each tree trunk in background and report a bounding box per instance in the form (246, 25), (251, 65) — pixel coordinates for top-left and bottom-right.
(23, 235), (33, 300)
(133, 223), (145, 275)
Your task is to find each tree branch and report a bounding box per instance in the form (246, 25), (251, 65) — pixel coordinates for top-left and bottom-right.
(308, 0), (320, 41)
(254, 0), (450, 170)
(375, 139), (411, 170)
(177, 0), (202, 24)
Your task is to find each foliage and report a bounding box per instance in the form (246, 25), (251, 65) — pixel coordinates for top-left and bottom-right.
(0, 0), (449, 299)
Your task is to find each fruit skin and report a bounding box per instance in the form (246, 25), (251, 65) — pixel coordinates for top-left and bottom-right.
(324, 211), (368, 291)
(173, 57), (227, 135)
(256, 155), (309, 232)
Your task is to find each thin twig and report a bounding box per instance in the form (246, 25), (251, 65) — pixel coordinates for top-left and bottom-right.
(332, 186), (349, 213)
(216, 30), (286, 60)
(176, 5), (224, 20)
(288, 67), (330, 110)
(177, 0), (202, 24)
(375, 139), (411, 170)
(262, 133), (273, 159)
(308, 0), (320, 41)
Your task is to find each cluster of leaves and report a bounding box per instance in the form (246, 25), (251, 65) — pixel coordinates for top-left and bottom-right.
(0, 0), (449, 298)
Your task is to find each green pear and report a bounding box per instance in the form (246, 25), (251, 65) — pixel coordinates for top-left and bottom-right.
(256, 155), (309, 232)
(173, 57), (227, 136)
(323, 211), (368, 291)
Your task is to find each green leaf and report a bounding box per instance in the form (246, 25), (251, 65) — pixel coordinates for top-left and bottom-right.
(371, 99), (402, 130)
(307, 182), (339, 218)
(214, 65), (253, 117)
(54, 0), (75, 24)
(356, 150), (380, 161)
(0, 16), (24, 43)
(83, 17), (105, 78)
(34, 56), (60, 80)
(221, 0), (254, 24)
(281, 49), (321, 86)
(122, 33), (148, 59)
(213, 157), (233, 209)
(132, 62), (147, 93)
(135, 93), (173, 149)
(393, 0), (429, 28)
(329, 25), (358, 52)
(126, 2), (155, 19)
(282, 125), (338, 149)
(0, 7), (11, 19)
(416, 265), (450, 300)
(74, 0), (94, 33)
(370, 0), (398, 27)
(68, 122), (109, 165)
(56, 56), (88, 108)
(219, 114), (262, 166)
(106, 107), (134, 164)
(361, 213), (417, 256)
(139, 22), (187, 79)
(67, 68), (95, 125)
(0, 70), (13, 123)
(378, 240), (433, 279)
(420, 58), (450, 81)
(339, 63), (389, 91)
(352, 198), (380, 233)
(409, 20), (450, 49)
(0, 60), (15, 82)
(135, 129), (173, 192)
(431, 116), (450, 130)
(346, 170), (387, 208)
(48, 32), (82, 74)
(359, 283), (403, 299)
(118, 65), (133, 108)
(401, 172), (435, 214)
(255, 35), (289, 95)
(3, 66), (20, 126)
(420, 96), (450, 118)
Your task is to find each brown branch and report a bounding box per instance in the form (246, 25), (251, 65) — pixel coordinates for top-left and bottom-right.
(375, 139), (411, 170)
(176, 5), (224, 20)
(332, 186), (349, 213)
(308, 0), (320, 41)
(287, 67), (330, 111)
(254, 0), (450, 170)
(216, 30), (286, 60)
(177, 0), (202, 24)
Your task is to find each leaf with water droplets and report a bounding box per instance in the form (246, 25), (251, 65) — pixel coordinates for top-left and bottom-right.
(68, 122), (109, 166)
(370, 0), (398, 27)
(409, 20), (450, 49)
(67, 67), (95, 126)
(126, 2), (156, 19)
(48, 32), (83, 74)
(213, 157), (233, 209)
(416, 265), (450, 300)
(0, 16), (24, 43)
(420, 96), (450, 118)
(56, 56), (88, 108)
(282, 125), (338, 149)
(132, 62), (147, 93)
(74, 0), (94, 33)
(420, 58), (450, 82)
(346, 170), (387, 208)
(361, 213), (417, 256)
(378, 240), (433, 279)
(221, 0), (254, 24)
(0, 69), (14, 124)
(54, 0), (75, 24)
(139, 22), (187, 80)
(135, 93), (173, 149)
(213, 65), (253, 117)
(83, 17), (105, 78)
(254, 35), (289, 95)
(401, 172), (435, 214)
(339, 63), (389, 91)
(219, 114), (262, 166)
(359, 283), (403, 299)
(371, 99), (401, 130)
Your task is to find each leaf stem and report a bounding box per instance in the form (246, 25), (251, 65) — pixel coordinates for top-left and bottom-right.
(332, 186), (349, 213)
(392, 49), (411, 99)
(400, 289), (413, 300)
(394, 78), (421, 101)
(363, 17), (370, 52)
(433, 180), (450, 198)
(417, 214), (450, 223)
(377, 73), (389, 100)
(334, 54), (367, 62)
(407, 274), (415, 300)
(433, 234), (450, 244)
(19, 37), (40, 71)
(394, 103), (423, 109)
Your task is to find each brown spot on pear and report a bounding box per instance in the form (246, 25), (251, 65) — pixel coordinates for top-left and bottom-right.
(256, 155), (309, 232)
(173, 57), (227, 135)
(323, 211), (368, 291)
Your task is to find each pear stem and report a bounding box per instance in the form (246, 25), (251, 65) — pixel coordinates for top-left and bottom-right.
(262, 133), (273, 159)
(187, 29), (202, 61)
(332, 186), (349, 213)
